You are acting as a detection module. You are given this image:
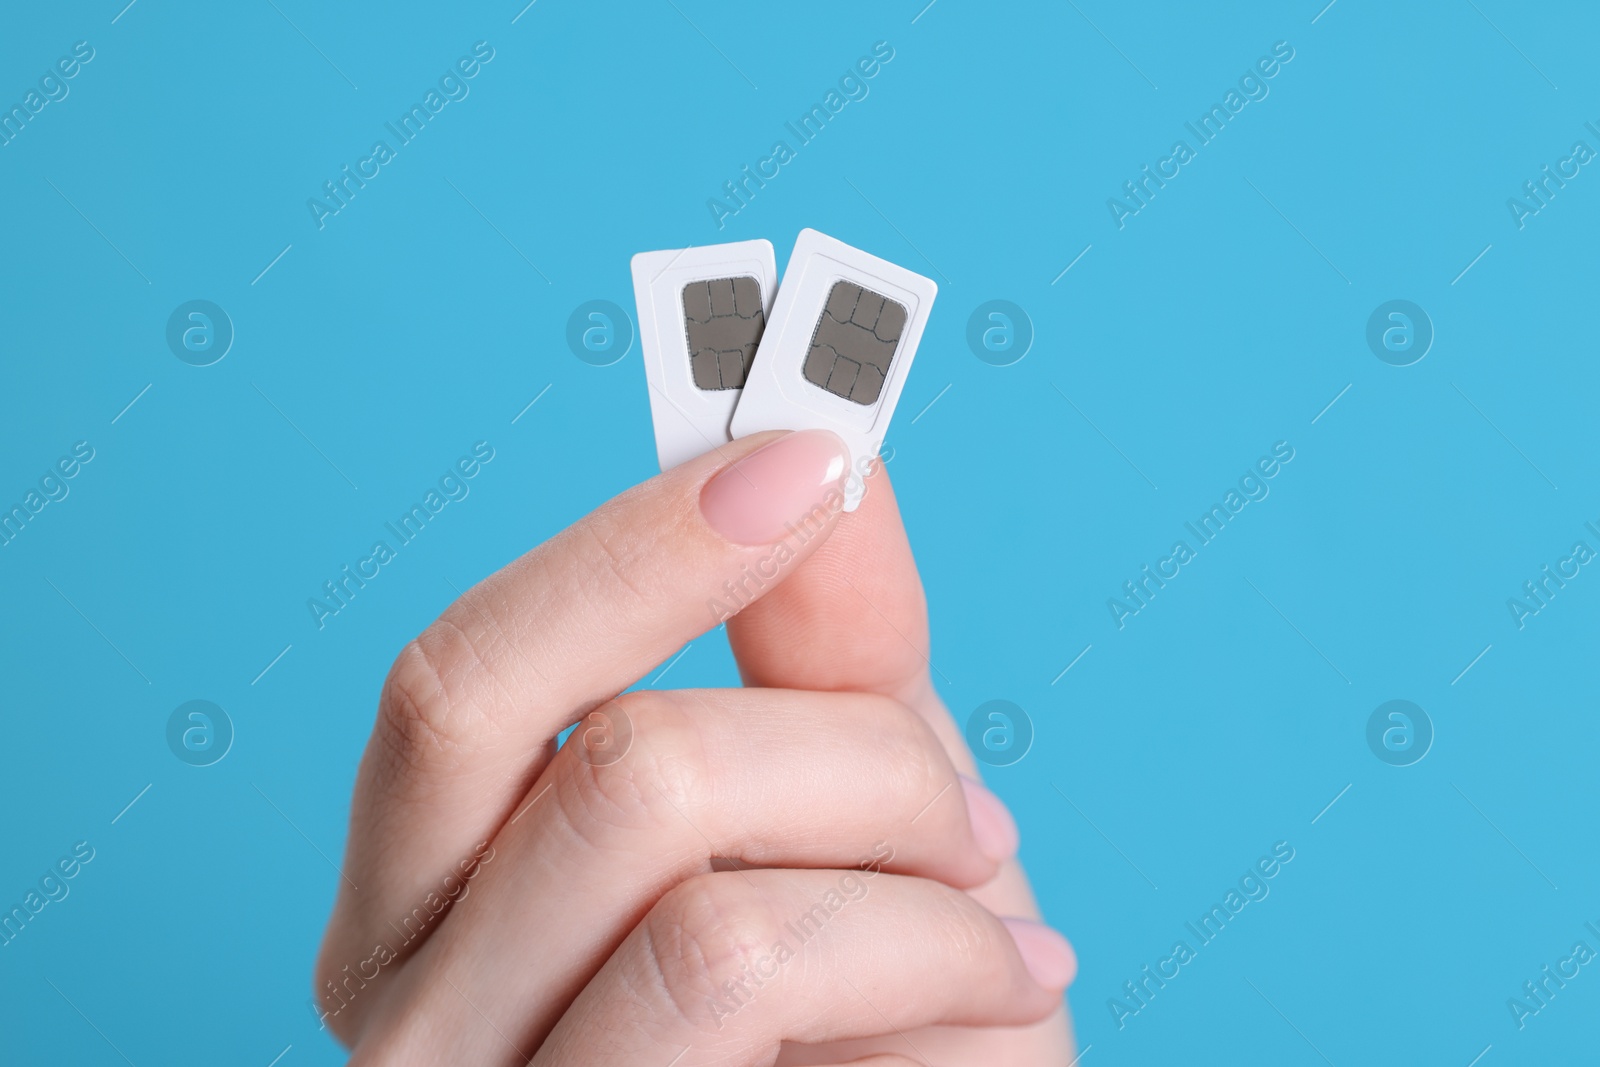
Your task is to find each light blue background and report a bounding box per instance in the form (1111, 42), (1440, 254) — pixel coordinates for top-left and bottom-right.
(2, 1), (1597, 1063)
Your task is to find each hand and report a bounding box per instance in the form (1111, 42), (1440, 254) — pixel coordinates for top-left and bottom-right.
(314, 429), (1077, 1065)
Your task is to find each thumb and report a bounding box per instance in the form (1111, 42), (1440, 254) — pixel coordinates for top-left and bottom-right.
(727, 464), (938, 711)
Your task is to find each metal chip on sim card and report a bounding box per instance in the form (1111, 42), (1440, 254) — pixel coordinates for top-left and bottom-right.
(631, 240), (778, 471)
(731, 229), (936, 510)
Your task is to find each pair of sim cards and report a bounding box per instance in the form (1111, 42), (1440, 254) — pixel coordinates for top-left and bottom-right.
(631, 229), (936, 511)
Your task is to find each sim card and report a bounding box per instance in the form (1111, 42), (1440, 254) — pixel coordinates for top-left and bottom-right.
(730, 228), (936, 510)
(631, 240), (777, 471)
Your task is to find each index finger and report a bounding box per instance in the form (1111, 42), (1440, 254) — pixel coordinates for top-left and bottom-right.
(318, 429), (852, 1035)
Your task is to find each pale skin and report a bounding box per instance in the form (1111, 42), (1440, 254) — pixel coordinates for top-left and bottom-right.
(315, 429), (1077, 1065)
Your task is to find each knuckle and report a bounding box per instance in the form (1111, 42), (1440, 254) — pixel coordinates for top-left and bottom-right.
(556, 691), (711, 840)
(860, 693), (951, 794)
(945, 890), (986, 942)
(930, 883), (993, 960)
(375, 622), (496, 776)
(640, 873), (777, 1030)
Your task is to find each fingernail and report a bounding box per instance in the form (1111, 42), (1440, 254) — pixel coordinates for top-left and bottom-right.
(960, 775), (1019, 863)
(1001, 918), (1077, 989)
(700, 430), (850, 546)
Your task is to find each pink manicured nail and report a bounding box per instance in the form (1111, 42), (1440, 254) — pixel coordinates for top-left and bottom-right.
(1002, 918), (1077, 989)
(699, 430), (850, 546)
(960, 775), (1019, 863)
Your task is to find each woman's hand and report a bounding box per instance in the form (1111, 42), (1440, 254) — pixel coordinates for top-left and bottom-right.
(314, 429), (1076, 1065)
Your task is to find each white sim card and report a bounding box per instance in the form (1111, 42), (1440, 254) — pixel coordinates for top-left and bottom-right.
(631, 240), (778, 471)
(730, 228), (936, 511)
